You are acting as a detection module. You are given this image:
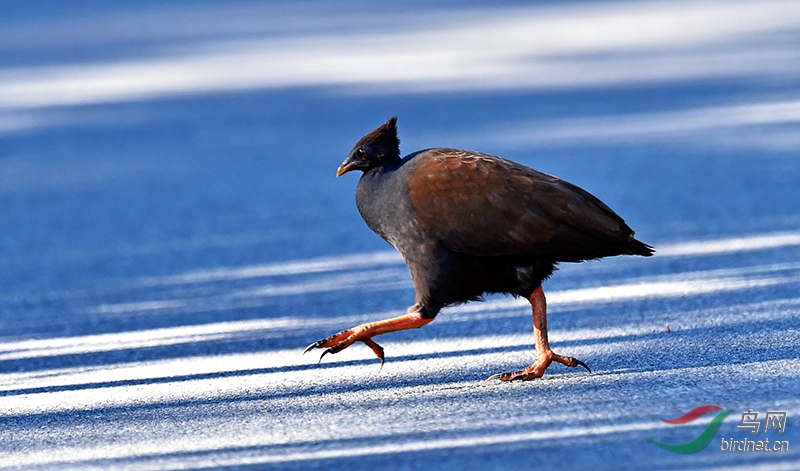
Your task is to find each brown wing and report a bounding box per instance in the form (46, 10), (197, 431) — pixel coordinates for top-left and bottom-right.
(407, 149), (634, 260)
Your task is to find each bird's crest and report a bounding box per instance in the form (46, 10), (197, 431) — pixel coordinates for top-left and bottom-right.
(356, 116), (400, 162)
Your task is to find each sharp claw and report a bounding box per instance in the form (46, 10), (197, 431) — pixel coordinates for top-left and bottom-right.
(484, 373), (505, 383)
(360, 338), (385, 371)
(306, 334), (392, 371)
(318, 348), (332, 363)
(574, 359), (592, 373)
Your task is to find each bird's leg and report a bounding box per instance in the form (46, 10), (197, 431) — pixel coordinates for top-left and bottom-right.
(304, 309), (433, 368)
(487, 285), (590, 381)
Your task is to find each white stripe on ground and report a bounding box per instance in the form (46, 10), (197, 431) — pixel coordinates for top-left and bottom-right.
(1, 0), (799, 112)
(656, 231), (800, 257)
(129, 230), (800, 289)
(1, 361), (798, 469)
(2, 296), (797, 395)
(469, 100), (800, 148)
(136, 251), (403, 287)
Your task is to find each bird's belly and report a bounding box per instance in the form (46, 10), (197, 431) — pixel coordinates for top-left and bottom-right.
(415, 248), (558, 308)
(462, 255), (556, 297)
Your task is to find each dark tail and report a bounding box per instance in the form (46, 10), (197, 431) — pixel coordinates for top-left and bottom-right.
(621, 237), (655, 257)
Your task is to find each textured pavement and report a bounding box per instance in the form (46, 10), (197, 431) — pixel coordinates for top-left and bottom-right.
(1, 1), (799, 470)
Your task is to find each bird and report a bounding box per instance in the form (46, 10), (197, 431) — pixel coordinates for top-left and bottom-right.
(305, 116), (653, 381)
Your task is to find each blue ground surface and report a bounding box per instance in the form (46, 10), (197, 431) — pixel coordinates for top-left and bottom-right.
(0, 1), (798, 470)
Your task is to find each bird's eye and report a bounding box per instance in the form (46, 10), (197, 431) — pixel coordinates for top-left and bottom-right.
(357, 147), (368, 159)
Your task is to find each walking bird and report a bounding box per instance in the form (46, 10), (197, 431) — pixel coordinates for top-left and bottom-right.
(305, 117), (653, 381)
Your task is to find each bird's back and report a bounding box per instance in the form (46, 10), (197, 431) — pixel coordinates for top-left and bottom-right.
(360, 148), (652, 263)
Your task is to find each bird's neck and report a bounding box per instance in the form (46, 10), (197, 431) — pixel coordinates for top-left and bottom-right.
(378, 153), (401, 169)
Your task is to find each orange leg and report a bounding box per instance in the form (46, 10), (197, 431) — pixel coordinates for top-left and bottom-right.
(487, 285), (590, 381)
(304, 310), (433, 369)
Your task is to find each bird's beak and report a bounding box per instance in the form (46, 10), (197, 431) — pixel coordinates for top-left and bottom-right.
(336, 158), (359, 177)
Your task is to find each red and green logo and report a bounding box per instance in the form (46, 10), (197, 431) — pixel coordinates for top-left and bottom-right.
(648, 405), (734, 454)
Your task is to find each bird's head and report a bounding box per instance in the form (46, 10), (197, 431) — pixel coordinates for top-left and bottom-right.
(337, 116), (401, 177)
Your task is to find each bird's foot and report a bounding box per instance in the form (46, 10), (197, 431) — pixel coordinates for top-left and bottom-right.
(485, 351), (591, 382)
(304, 326), (386, 369)
(304, 313), (433, 371)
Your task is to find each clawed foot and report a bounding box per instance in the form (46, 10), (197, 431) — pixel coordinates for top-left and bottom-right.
(485, 352), (591, 382)
(303, 313), (433, 372)
(304, 328), (386, 370)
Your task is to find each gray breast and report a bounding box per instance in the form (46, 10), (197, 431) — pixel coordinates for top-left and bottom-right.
(355, 159), (420, 252)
